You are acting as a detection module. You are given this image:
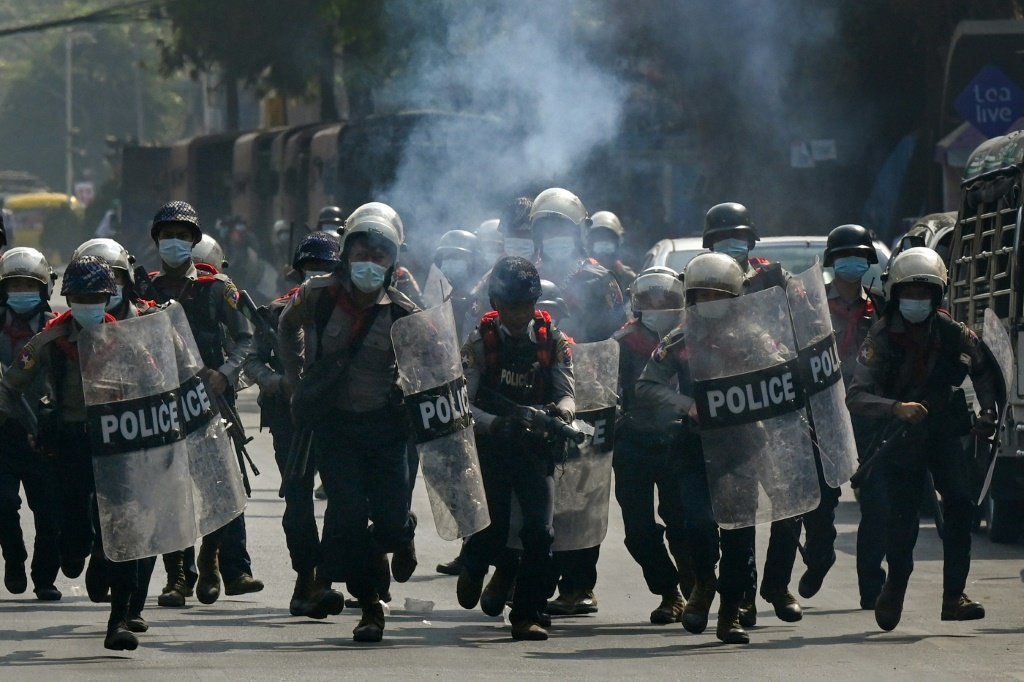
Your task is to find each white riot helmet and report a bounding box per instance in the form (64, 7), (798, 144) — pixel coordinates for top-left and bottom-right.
(0, 247), (57, 299)
(682, 252), (745, 300)
(342, 202), (403, 265)
(72, 238), (135, 284)
(346, 201), (406, 245)
(475, 218), (504, 263)
(589, 211), (625, 241)
(884, 246), (947, 302)
(192, 234), (228, 270)
(632, 266), (686, 336)
(530, 188), (589, 227)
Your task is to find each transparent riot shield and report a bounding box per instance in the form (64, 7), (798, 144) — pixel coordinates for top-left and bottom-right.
(509, 339), (619, 551)
(421, 264), (454, 310)
(983, 308), (1013, 396)
(788, 264), (858, 487)
(79, 302), (245, 561)
(550, 338), (619, 551)
(687, 286), (820, 529)
(392, 299), (489, 540)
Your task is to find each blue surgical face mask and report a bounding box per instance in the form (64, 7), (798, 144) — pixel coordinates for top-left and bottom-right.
(711, 237), (750, 263)
(6, 292), (41, 315)
(504, 237), (535, 260)
(105, 285), (124, 312)
(70, 302), (107, 328)
(833, 256), (870, 283)
(591, 240), (617, 257)
(440, 259), (470, 283)
(641, 310), (680, 337)
(350, 260), (388, 293)
(159, 238), (193, 267)
(898, 298), (933, 324)
(542, 237), (576, 262)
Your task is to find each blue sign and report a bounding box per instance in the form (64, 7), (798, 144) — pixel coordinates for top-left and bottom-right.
(955, 65), (1024, 138)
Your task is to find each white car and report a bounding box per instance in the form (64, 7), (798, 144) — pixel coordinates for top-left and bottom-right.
(641, 235), (890, 295)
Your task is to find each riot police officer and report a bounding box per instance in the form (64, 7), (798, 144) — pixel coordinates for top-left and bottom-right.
(475, 218), (504, 267)
(315, 205), (346, 237)
(532, 187), (625, 616)
(612, 267), (691, 623)
(457, 256), (575, 640)
(847, 247), (998, 631)
(71, 238), (152, 321)
(278, 202), (419, 643)
(0, 247), (60, 602)
(702, 201), (801, 624)
(587, 211), (636, 295)
(0, 257), (155, 649)
(345, 202), (423, 307)
(434, 229), (480, 340)
(145, 201), (263, 608)
(192, 234), (229, 272)
(243, 231), (344, 619)
(822, 225), (886, 608)
(635, 252), (754, 644)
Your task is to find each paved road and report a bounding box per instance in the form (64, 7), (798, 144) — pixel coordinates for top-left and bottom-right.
(1, 390), (1022, 680)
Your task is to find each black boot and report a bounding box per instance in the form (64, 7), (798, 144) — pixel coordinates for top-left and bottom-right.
(306, 570), (345, 619)
(353, 599), (385, 643)
(874, 580), (907, 631)
(289, 570), (316, 617)
(436, 554), (463, 576)
(4, 560), (27, 594)
(457, 567), (484, 610)
(940, 593), (985, 621)
(682, 574), (716, 634)
(716, 600), (750, 644)
(85, 551), (110, 603)
(480, 565), (516, 617)
(760, 589), (802, 622)
(104, 621), (139, 651)
(650, 590), (685, 625)
(157, 552), (187, 608)
(195, 541), (221, 604)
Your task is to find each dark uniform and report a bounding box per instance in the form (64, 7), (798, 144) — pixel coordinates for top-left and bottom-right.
(460, 308), (575, 630)
(847, 309), (998, 617)
(635, 324), (757, 637)
(608, 260), (637, 301)
(278, 274), (418, 607)
(828, 281), (887, 607)
(1, 302), (155, 648)
(0, 303), (60, 598)
(612, 319), (690, 618)
(242, 288), (322, 591)
(148, 261), (257, 597)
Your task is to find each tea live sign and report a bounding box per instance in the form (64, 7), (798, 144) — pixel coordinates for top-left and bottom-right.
(955, 64), (1024, 137)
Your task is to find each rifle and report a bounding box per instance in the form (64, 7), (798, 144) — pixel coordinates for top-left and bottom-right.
(480, 388), (587, 445)
(213, 391), (260, 496)
(849, 415), (915, 488)
(279, 427), (314, 498)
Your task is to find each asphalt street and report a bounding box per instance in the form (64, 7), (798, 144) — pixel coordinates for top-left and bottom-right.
(1, 389), (1022, 680)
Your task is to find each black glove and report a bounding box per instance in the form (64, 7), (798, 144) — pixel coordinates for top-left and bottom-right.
(972, 409), (997, 438)
(491, 414), (526, 440)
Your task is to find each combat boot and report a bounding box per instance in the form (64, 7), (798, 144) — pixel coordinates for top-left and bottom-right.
(457, 567), (484, 610)
(940, 593), (985, 621)
(157, 552), (187, 608)
(224, 573), (264, 596)
(681, 574), (716, 634)
(104, 621), (139, 651)
(289, 570), (316, 617)
(352, 600), (385, 643)
(4, 560), (26, 594)
(480, 566), (516, 617)
(195, 542), (221, 604)
(798, 554), (836, 599)
(650, 590), (685, 625)
(510, 617), (548, 641)
(737, 598), (757, 628)
(436, 554), (463, 576)
(391, 539), (417, 583)
(34, 585), (61, 601)
(715, 600), (750, 644)
(874, 580), (906, 631)
(760, 589), (802, 622)
(306, 570), (345, 619)
(125, 614), (149, 633)
(85, 551), (110, 603)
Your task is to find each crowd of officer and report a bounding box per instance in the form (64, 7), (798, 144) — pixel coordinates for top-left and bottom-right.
(0, 187), (1004, 649)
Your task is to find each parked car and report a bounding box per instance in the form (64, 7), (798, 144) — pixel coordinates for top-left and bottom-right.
(641, 235), (890, 294)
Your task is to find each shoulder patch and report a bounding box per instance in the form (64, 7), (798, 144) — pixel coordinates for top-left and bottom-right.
(222, 279), (240, 310)
(857, 335), (877, 366)
(555, 335), (573, 366)
(17, 343), (36, 370)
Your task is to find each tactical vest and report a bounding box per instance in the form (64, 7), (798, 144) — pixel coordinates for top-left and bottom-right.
(479, 310), (557, 407)
(878, 310), (972, 407)
(152, 273), (229, 370)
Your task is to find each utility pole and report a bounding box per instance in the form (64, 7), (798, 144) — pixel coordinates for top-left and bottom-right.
(65, 28), (72, 196)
